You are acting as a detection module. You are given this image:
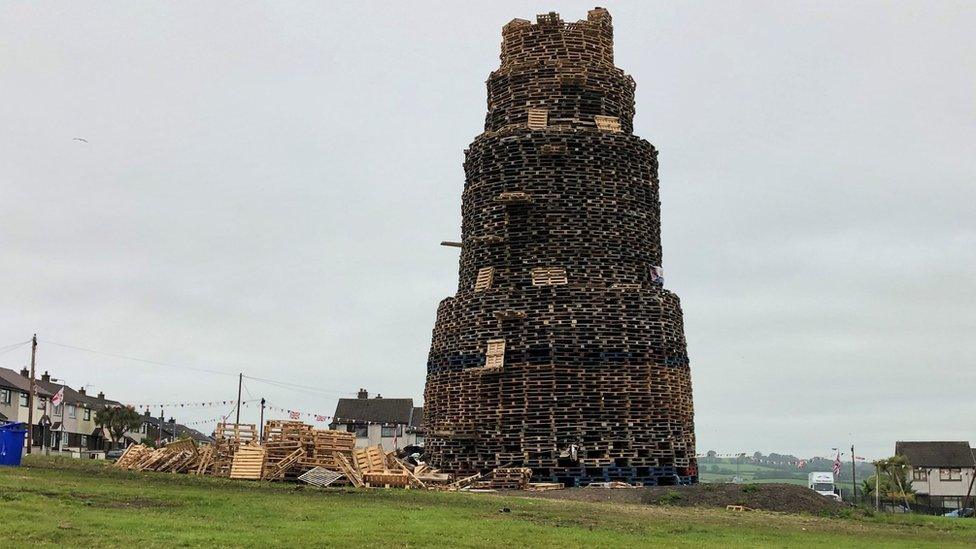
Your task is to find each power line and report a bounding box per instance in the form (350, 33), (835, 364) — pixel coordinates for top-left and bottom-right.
(41, 339), (236, 377)
(0, 340), (31, 357)
(242, 375), (355, 397)
(40, 339), (359, 398)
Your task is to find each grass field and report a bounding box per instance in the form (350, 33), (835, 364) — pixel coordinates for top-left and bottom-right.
(2, 456), (975, 548)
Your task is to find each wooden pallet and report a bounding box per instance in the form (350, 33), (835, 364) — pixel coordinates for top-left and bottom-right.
(363, 472), (410, 488)
(352, 446), (386, 474)
(229, 445), (266, 480)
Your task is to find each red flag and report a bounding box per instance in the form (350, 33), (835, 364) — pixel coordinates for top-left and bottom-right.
(315, 415), (326, 422)
(832, 452), (841, 476)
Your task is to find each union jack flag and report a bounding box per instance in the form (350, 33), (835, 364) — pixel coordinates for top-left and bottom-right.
(289, 411), (300, 420)
(832, 452), (841, 476)
(315, 415), (326, 422)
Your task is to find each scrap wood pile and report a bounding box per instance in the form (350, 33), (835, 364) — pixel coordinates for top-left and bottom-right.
(114, 421), (354, 482)
(112, 420), (564, 492)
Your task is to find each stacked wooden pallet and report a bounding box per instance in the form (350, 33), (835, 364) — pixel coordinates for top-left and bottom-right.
(422, 7), (698, 487)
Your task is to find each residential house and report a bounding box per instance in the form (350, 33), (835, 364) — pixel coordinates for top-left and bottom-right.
(330, 389), (424, 450)
(0, 366), (53, 447)
(897, 441), (976, 510)
(138, 410), (213, 446)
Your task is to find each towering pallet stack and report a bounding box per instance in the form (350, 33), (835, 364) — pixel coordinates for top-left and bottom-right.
(423, 8), (697, 487)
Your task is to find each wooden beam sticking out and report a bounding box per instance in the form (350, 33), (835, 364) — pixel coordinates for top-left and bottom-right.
(440, 241), (463, 248)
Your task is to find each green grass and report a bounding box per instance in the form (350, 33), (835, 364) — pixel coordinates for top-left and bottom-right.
(1, 456), (974, 548)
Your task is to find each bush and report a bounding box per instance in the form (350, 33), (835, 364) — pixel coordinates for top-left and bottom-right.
(741, 484), (760, 494)
(658, 491), (683, 505)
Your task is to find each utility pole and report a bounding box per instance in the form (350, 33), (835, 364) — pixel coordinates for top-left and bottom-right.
(875, 462), (880, 511)
(851, 444), (857, 503)
(259, 398), (266, 441)
(26, 334), (37, 454)
(235, 373), (243, 424)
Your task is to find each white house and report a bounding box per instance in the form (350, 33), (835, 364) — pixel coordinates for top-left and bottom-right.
(897, 441), (976, 510)
(330, 389), (424, 450)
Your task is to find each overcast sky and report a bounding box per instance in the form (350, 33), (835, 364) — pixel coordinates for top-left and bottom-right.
(1, 1), (973, 459)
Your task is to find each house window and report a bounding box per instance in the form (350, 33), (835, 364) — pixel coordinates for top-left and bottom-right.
(54, 404), (63, 417)
(37, 397), (47, 410)
(68, 404), (77, 419)
(415, 435), (425, 445)
(19, 392), (28, 407)
(531, 267), (568, 286)
(381, 425), (397, 438)
(355, 425), (367, 438)
(0, 389), (10, 405)
(140, 423), (147, 434)
(940, 468), (962, 481)
(526, 108), (548, 129)
(912, 468), (928, 481)
(81, 435), (88, 448)
(84, 408), (91, 421)
(486, 339), (506, 369)
(50, 432), (57, 447)
(474, 267), (494, 292)
(593, 115), (622, 133)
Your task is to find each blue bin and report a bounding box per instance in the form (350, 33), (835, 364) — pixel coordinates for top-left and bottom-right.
(0, 422), (28, 466)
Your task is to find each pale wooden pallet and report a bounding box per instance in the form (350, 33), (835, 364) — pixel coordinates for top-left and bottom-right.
(526, 108), (548, 129)
(363, 472), (410, 488)
(229, 445), (266, 480)
(593, 114), (622, 133)
(352, 445), (386, 474)
(473, 267), (494, 291)
(336, 453), (364, 488)
(263, 447), (304, 481)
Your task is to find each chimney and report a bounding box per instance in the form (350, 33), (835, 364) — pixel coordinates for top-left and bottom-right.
(375, 394), (383, 399)
(144, 409), (151, 417)
(97, 391), (105, 400)
(357, 388), (368, 399)
(168, 417), (176, 423)
(41, 371), (51, 382)
(20, 367), (29, 378)
(78, 387), (86, 395)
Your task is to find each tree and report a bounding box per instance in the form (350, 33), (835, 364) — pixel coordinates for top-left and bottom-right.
(95, 405), (143, 449)
(868, 456), (915, 509)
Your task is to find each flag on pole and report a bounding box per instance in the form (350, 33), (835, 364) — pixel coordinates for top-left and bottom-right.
(315, 415), (326, 422)
(52, 387), (65, 407)
(832, 452), (841, 476)
(289, 411), (300, 420)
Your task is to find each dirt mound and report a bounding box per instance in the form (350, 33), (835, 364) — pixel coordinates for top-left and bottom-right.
(505, 483), (845, 515)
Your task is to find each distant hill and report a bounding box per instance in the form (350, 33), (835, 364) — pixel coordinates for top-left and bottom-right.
(698, 451), (875, 490)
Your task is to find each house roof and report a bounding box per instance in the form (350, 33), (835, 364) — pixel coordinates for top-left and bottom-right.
(409, 407), (424, 428)
(0, 367), (53, 397)
(34, 379), (87, 407)
(895, 441), (976, 468)
(333, 397), (414, 424)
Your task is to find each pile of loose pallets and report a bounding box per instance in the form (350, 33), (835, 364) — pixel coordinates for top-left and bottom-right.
(112, 420), (557, 492)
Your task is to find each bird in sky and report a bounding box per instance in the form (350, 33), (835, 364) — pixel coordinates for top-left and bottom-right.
(72, 137), (88, 143)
